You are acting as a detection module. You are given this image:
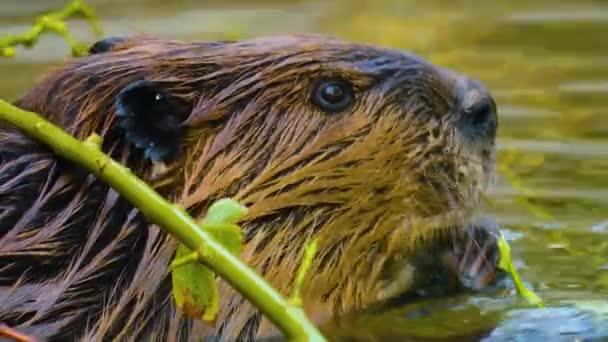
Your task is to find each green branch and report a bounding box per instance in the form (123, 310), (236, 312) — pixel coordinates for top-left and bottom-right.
(0, 99), (326, 341)
(0, 0), (102, 57)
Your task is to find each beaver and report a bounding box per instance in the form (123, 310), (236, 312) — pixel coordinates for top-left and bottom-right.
(0, 34), (499, 341)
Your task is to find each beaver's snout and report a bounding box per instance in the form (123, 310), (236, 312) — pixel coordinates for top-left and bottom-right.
(437, 67), (498, 145)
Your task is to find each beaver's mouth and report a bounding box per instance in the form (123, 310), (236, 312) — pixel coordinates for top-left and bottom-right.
(377, 217), (503, 308)
(441, 217), (502, 291)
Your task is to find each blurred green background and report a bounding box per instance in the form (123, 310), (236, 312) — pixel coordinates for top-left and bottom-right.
(1, 0), (607, 339)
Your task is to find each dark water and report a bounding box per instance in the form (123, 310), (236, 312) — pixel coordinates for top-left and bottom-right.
(1, 0), (607, 340)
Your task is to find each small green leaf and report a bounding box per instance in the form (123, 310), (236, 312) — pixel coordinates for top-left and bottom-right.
(202, 223), (243, 256)
(83, 133), (102, 149)
(198, 197), (248, 257)
(171, 198), (248, 322)
(172, 244), (219, 322)
(497, 234), (544, 307)
(201, 198), (248, 226)
(1, 47), (15, 57)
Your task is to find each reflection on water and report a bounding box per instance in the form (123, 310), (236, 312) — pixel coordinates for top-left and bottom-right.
(1, 0), (607, 339)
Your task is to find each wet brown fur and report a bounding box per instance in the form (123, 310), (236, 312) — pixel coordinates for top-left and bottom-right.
(0, 35), (495, 340)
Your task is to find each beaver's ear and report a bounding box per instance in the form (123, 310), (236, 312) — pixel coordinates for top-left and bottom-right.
(89, 36), (127, 54)
(115, 80), (191, 162)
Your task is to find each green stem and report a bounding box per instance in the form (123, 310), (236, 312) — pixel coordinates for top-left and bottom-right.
(170, 251), (199, 269)
(0, 0), (101, 57)
(290, 239), (318, 307)
(0, 99), (326, 341)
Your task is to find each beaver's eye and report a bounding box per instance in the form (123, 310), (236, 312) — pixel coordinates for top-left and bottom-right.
(312, 80), (354, 113)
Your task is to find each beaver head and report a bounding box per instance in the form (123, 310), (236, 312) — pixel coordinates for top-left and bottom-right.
(0, 35), (497, 340)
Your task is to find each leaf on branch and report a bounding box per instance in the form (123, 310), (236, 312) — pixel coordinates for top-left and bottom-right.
(172, 243), (220, 322)
(201, 198), (249, 226)
(171, 199), (248, 322)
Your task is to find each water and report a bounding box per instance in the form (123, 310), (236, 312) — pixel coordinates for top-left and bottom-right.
(1, 0), (607, 340)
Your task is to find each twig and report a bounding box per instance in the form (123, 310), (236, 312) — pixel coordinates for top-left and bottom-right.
(0, 0), (102, 57)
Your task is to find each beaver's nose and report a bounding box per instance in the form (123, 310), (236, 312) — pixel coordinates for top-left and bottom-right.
(454, 77), (498, 143)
